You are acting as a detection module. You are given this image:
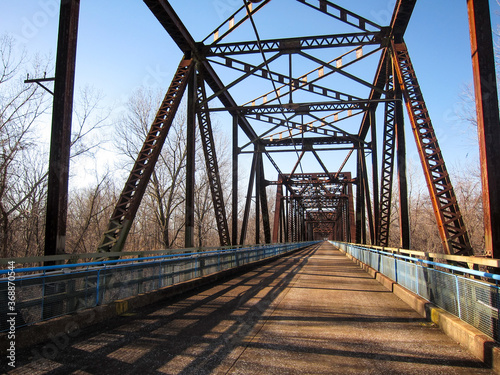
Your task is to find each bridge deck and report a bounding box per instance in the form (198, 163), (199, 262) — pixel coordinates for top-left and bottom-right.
(9, 242), (493, 374)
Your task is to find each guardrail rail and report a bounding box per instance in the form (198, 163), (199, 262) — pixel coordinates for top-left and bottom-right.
(331, 241), (500, 342)
(0, 241), (317, 332)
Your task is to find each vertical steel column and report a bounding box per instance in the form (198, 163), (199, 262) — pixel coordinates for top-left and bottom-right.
(347, 175), (356, 242)
(272, 179), (283, 243)
(467, 0), (500, 258)
(240, 153), (257, 245)
(255, 160), (261, 244)
(394, 68), (411, 249)
(196, 75), (231, 246)
(342, 198), (348, 241)
(257, 152), (271, 243)
(378, 59), (396, 246)
(371, 110), (380, 245)
(185, 68), (197, 248)
(284, 193), (289, 242)
(232, 115), (239, 245)
(280, 197), (285, 242)
(307, 222), (313, 241)
(294, 199), (299, 241)
(356, 151), (366, 244)
(360, 148), (374, 243)
(300, 204), (305, 241)
(44, 0), (80, 258)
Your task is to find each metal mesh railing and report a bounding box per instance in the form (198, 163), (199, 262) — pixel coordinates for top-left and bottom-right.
(332, 241), (500, 342)
(0, 242), (316, 332)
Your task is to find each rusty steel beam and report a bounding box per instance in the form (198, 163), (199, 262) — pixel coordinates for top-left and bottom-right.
(392, 42), (472, 255)
(356, 152), (366, 244)
(467, 0), (500, 258)
(232, 115), (239, 245)
(359, 148), (374, 244)
(257, 151), (271, 243)
(378, 60), (396, 247)
(272, 179), (284, 243)
(262, 136), (358, 148)
(196, 75), (231, 247)
(393, 66), (410, 250)
(358, 0), (416, 140)
(144, 0), (260, 142)
(296, 0), (382, 31)
(347, 174), (356, 242)
(208, 54), (361, 104)
(185, 68), (196, 248)
(203, 0), (271, 45)
(211, 100), (370, 115)
(143, 0), (197, 53)
(240, 153), (258, 245)
(205, 32), (383, 56)
(370, 110), (380, 245)
(44, 0), (80, 258)
(98, 59), (193, 253)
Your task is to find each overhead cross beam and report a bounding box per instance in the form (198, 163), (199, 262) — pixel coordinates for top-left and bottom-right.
(205, 32), (384, 56)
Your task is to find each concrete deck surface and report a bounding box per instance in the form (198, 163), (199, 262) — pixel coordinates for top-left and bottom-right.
(5, 242), (494, 374)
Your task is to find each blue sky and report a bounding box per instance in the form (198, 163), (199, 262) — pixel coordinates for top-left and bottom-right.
(1, 0), (498, 185)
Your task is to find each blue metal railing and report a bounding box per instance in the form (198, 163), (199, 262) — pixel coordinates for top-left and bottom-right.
(0, 242), (318, 332)
(332, 241), (500, 342)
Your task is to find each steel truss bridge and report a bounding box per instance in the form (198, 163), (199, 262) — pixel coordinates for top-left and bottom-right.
(6, 2), (500, 371)
(39, 0), (499, 261)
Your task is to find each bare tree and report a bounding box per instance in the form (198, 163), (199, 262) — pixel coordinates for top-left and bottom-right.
(66, 172), (116, 254)
(116, 87), (188, 250)
(0, 35), (50, 257)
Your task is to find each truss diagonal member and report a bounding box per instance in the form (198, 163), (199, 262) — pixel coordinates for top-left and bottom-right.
(392, 42), (472, 255)
(209, 54), (361, 104)
(311, 148), (331, 176)
(378, 62), (396, 247)
(203, 0), (271, 45)
(298, 51), (386, 95)
(246, 111), (365, 145)
(358, 0), (416, 140)
(296, 0), (382, 31)
(335, 150), (353, 180)
(98, 58), (193, 253)
(245, 46), (382, 106)
(196, 75), (231, 247)
(204, 52), (282, 105)
(308, 112), (367, 145)
(143, 0), (260, 143)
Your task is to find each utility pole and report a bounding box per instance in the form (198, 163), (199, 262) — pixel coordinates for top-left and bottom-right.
(44, 0), (80, 259)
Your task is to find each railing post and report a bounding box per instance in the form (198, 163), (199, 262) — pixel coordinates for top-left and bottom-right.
(455, 274), (462, 319)
(416, 262), (420, 297)
(394, 255), (398, 283)
(158, 261), (162, 289)
(96, 269), (101, 306)
(41, 276), (46, 320)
